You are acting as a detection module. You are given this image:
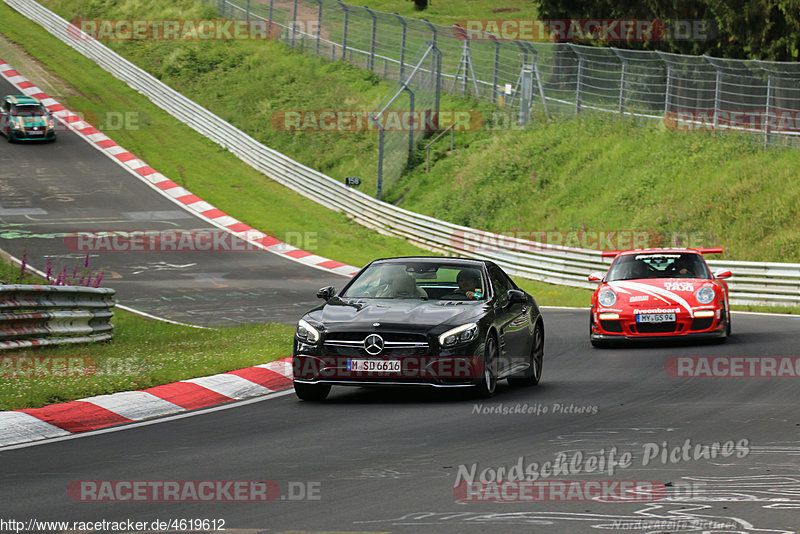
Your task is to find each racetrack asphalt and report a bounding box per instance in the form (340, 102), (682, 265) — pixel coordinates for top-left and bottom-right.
(0, 77), (347, 326)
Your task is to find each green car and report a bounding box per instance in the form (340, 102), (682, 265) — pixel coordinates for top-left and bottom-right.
(1, 95), (57, 142)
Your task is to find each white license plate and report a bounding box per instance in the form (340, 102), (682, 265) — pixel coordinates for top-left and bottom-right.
(636, 313), (676, 323)
(347, 359), (401, 372)
(28, 131), (43, 135)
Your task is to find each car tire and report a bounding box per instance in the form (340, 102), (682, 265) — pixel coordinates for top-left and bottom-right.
(589, 315), (608, 348)
(6, 133), (13, 144)
(474, 334), (498, 398)
(725, 307), (731, 337)
(509, 320), (543, 387)
(293, 381), (331, 401)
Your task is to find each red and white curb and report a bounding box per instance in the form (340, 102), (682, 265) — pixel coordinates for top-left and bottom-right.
(0, 59), (360, 278)
(0, 358), (294, 448)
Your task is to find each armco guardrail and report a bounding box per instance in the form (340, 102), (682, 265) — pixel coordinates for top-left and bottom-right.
(6, 0), (799, 308)
(0, 285), (116, 350)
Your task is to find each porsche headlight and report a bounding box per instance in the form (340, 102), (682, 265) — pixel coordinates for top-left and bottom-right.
(296, 318), (320, 344)
(695, 286), (715, 305)
(439, 323), (478, 347)
(10, 119), (21, 130)
(45, 117), (55, 129)
(598, 289), (617, 307)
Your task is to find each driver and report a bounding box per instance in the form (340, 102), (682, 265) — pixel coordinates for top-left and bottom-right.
(444, 269), (482, 299)
(670, 257), (695, 277)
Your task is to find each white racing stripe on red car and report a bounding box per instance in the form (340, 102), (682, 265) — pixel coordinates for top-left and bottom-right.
(608, 281), (694, 316)
(0, 60), (360, 278)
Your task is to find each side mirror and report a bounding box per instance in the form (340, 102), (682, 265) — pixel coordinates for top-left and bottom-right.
(316, 286), (335, 301)
(714, 269), (732, 279)
(588, 272), (603, 282)
(507, 289), (527, 304)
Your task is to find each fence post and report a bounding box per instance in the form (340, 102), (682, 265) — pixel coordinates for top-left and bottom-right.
(246, 0), (250, 21)
(706, 56), (722, 128)
(393, 13), (407, 83)
(267, 0), (275, 41)
(364, 7), (377, 72)
(316, 0), (323, 56)
(764, 71), (774, 150)
(337, 0), (349, 60)
(576, 57), (584, 114)
(491, 34), (500, 105)
(432, 42), (442, 115)
(519, 63), (533, 126)
(404, 84), (415, 165)
(664, 64), (672, 114)
(526, 43), (548, 118)
(376, 127), (384, 200)
(291, 0), (298, 50)
(422, 20), (437, 89)
(610, 48), (628, 114)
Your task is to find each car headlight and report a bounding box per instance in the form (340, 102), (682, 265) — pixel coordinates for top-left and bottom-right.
(10, 119), (20, 130)
(296, 318), (320, 344)
(45, 117), (55, 129)
(597, 288), (617, 307)
(695, 286), (716, 305)
(439, 323), (478, 347)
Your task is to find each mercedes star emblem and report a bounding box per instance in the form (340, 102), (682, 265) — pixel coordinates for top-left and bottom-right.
(364, 334), (384, 355)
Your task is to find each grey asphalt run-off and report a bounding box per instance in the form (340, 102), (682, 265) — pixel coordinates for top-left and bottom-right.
(2, 75), (800, 533)
(0, 78), (347, 326)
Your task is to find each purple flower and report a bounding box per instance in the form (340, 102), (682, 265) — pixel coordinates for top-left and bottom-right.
(581, 221), (586, 231)
(667, 215), (671, 223)
(84, 252), (90, 268)
(93, 271), (104, 288)
(45, 259), (53, 282)
(19, 247), (28, 279)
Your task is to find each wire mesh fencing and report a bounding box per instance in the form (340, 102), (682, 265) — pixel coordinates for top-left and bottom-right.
(209, 0), (800, 191)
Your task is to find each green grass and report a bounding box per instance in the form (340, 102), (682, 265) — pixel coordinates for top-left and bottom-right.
(0, 260), (294, 410)
(390, 111), (800, 263)
(360, 0), (540, 25)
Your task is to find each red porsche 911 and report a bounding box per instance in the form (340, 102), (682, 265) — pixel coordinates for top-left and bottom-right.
(588, 248), (732, 347)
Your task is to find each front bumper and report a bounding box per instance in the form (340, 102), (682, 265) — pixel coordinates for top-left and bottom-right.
(292, 354), (485, 387)
(8, 129), (56, 141)
(591, 308), (726, 342)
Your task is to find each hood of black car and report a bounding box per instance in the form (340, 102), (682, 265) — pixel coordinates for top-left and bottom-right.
(312, 298), (483, 330)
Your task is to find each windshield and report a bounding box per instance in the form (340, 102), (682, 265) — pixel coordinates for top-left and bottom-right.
(341, 261), (486, 301)
(606, 253), (711, 282)
(12, 104), (47, 117)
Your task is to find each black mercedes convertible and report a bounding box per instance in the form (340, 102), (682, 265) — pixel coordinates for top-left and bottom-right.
(292, 257), (544, 401)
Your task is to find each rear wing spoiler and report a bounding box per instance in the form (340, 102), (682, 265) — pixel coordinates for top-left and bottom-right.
(601, 247), (724, 259)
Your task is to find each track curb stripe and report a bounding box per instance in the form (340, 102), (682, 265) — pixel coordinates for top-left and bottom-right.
(0, 59), (360, 277)
(1, 357), (294, 447)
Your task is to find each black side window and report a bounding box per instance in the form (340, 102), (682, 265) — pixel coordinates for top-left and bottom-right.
(3, 101), (9, 112)
(489, 266), (512, 305)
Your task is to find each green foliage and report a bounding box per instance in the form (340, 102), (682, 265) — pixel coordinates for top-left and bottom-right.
(532, 0), (800, 60)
